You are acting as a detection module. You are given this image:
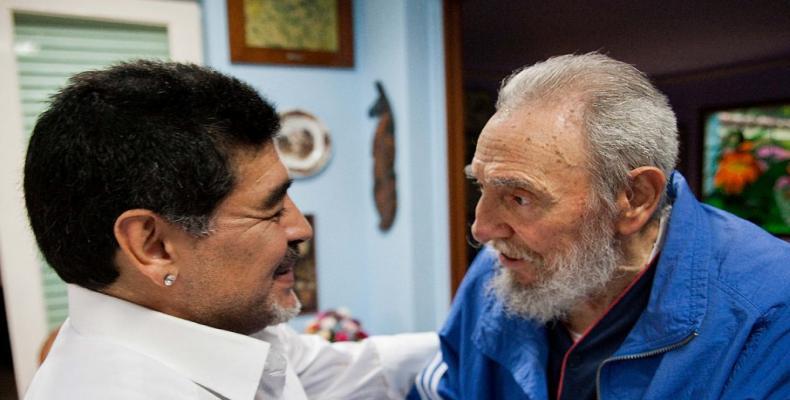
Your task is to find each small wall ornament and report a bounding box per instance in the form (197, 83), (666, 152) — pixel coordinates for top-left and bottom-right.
(369, 81), (397, 231)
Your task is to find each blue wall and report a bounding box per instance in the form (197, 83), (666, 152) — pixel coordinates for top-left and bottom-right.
(202, 0), (450, 334)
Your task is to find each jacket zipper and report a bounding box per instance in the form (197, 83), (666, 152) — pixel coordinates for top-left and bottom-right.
(595, 331), (698, 399)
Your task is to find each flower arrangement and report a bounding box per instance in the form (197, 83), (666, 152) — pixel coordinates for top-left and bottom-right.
(305, 308), (369, 342)
(706, 119), (790, 235)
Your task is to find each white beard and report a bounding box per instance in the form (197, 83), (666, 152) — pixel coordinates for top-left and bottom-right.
(486, 210), (620, 324)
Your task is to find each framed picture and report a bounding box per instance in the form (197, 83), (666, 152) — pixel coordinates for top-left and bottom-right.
(294, 215), (318, 314)
(701, 103), (790, 237)
(227, 0), (353, 67)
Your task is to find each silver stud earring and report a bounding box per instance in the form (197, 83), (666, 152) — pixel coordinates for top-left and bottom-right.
(163, 274), (176, 287)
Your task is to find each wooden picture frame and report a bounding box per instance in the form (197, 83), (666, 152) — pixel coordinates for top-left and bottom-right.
(294, 215), (318, 314)
(227, 0), (353, 67)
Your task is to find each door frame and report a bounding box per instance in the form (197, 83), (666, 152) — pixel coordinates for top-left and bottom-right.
(443, 0), (467, 297)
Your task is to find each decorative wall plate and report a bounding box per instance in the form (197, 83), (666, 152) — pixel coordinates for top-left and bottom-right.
(274, 109), (332, 178)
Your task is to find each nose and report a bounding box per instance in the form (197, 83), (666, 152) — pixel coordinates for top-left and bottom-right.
(283, 196), (313, 243)
(470, 193), (512, 244)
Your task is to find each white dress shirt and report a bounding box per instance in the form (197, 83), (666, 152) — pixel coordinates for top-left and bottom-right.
(25, 285), (438, 399)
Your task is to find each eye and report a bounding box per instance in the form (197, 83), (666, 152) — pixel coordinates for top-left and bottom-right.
(512, 195), (530, 206)
(266, 208), (287, 223)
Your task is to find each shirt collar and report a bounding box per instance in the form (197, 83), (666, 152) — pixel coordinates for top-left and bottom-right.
(647, 212), (669, 265)
(67, 284), (270, 400)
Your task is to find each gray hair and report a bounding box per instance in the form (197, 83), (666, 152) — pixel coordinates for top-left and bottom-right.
(496, 52), (678, 216)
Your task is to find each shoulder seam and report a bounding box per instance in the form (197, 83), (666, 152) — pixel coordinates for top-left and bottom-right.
(710, 278), (760, 314)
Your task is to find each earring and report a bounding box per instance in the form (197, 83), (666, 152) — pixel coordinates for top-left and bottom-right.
(163, 274), (176, 287)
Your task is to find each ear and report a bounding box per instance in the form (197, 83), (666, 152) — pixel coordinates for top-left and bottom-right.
(113, 209), (180, 288)
(614, 167), (666, 236)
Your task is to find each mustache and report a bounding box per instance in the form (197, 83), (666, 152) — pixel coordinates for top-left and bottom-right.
(489, 239), (545, 267)
(279, 244), (301, 268)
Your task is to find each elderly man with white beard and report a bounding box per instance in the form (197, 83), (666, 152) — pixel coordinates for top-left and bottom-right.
(410, 53), (790, 400)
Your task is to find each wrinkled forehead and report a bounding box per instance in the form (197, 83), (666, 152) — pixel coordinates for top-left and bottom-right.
(470, 97), (596, 194)
(479, 99), (589, 161)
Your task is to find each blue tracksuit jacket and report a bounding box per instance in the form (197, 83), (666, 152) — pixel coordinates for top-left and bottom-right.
(412, 172), (790, 399)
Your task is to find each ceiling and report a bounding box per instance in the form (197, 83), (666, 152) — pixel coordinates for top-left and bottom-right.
(461, 0), (790, 85)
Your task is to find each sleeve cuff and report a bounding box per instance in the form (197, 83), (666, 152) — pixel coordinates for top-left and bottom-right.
(370, 332), (440, 399)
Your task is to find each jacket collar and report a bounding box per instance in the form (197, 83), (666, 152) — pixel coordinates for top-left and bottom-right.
(68, 285), (270, 400)
(616, 171), (709, 354)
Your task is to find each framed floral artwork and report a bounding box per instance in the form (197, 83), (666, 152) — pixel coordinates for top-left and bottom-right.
(702, 103), (790, 236)
(227, 0), (353, 67)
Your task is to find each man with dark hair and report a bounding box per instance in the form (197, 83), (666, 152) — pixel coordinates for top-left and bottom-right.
(23, 61), (436, 399)
(411, 53), (790, 399)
